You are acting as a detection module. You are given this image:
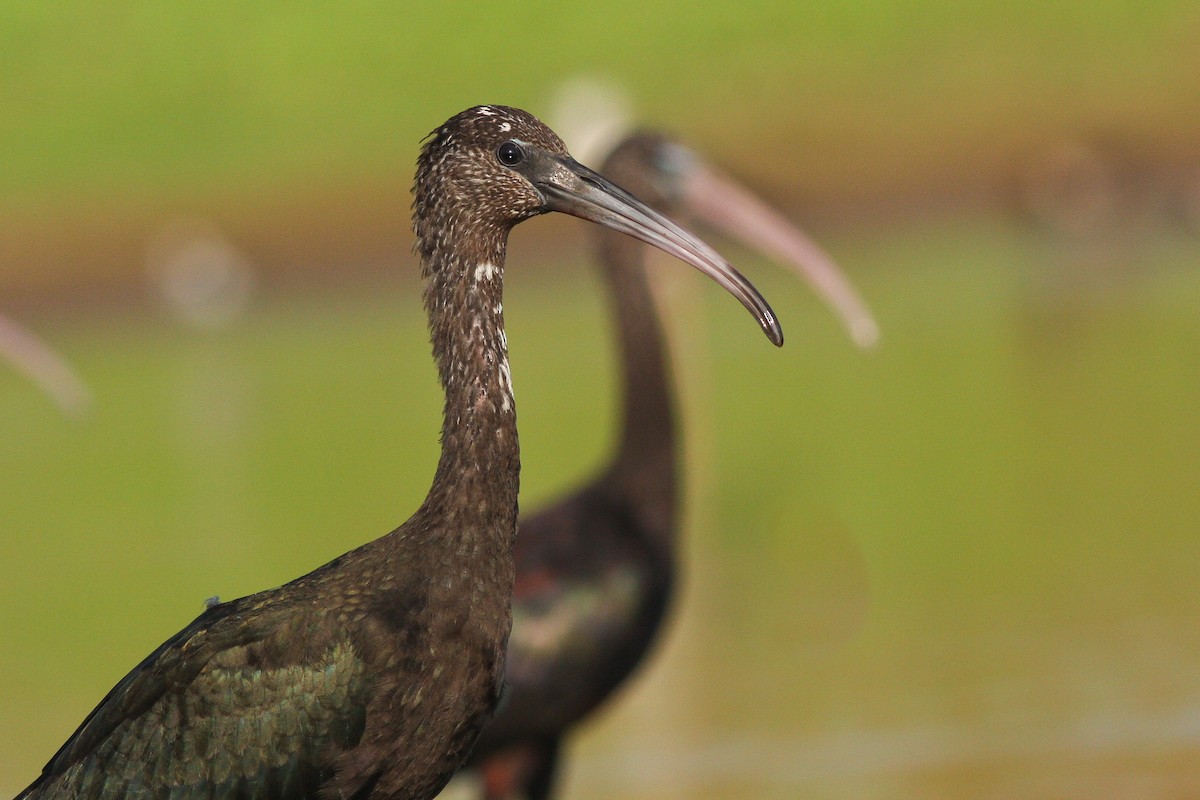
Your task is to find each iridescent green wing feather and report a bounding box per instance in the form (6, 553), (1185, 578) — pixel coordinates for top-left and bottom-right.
(22, 600), (371, 800)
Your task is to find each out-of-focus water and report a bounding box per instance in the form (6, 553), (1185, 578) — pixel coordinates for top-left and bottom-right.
(2, 217), (1198, 798)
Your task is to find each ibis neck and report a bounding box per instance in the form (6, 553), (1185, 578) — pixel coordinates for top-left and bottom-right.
(599, 230), (678, 544)
(418, 230), (520, 535)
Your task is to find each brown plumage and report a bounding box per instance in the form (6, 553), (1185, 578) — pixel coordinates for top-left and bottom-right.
(15, 107), (781, 800)
(455, 132), (877, 799)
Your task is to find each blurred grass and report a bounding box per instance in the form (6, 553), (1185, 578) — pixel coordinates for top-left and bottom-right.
(2, 2), (1198, 212)
(3, 216), (1199, 796)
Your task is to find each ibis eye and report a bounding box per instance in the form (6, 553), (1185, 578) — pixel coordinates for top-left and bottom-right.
(496, 141), (524, 167)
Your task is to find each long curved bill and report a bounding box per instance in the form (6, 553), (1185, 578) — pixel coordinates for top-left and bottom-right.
(0, 313), (92, 417)
(682, 159), (879, 349)
(538, 155), (784, 347)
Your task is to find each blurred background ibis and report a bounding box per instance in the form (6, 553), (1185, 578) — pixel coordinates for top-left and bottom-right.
(452, 131), (876, 799)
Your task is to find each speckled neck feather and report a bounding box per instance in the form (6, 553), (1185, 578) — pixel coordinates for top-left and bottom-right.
(410, 112), (529, 534)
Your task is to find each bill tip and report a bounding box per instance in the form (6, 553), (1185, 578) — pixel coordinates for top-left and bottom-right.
(765, 319), (784, 347)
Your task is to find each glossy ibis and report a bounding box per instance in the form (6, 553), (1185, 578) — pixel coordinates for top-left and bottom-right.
(14, 107), (782, 800)
(457, 132), (876, 800)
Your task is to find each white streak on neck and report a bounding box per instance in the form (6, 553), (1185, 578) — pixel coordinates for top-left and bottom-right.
(498, 357), (514, 413)
(474, 261), (499, 283)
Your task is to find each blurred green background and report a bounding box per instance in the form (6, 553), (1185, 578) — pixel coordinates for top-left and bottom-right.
(3, 3), (1200, 798)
